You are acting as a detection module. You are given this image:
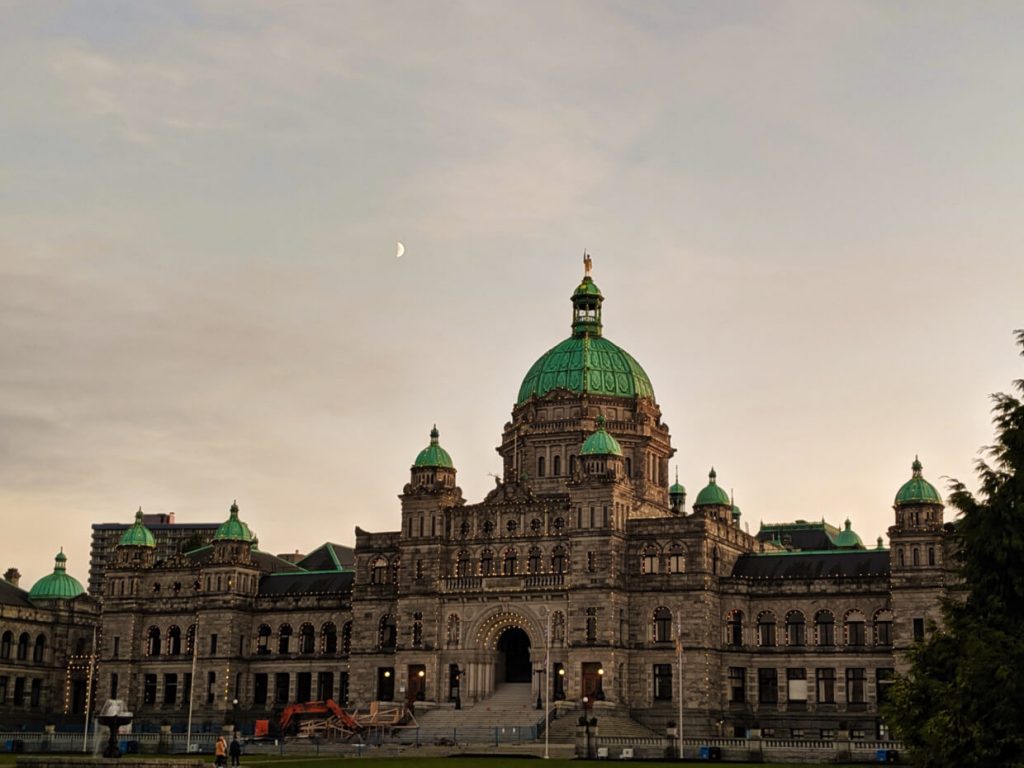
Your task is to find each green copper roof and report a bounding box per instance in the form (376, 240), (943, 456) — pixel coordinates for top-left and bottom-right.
(732, 504), (742, 520)
(413, 425), (454, 468)
(829, 519), (864, 549)
(694, 467), (731, 507)
(214, 501), (255, 542)
(118, 508), (156, 548)
(669, 468), (686, 497)
(517, 261), (655, 405)
(28, 550), (85, 601)
(580, 415), (623, 456)
(895, 456), (942, 506)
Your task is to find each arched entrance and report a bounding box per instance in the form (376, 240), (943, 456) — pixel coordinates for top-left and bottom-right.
(496, 627), (532, 683)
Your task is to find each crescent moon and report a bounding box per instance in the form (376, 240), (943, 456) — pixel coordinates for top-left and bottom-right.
(396, 241), (405, 258)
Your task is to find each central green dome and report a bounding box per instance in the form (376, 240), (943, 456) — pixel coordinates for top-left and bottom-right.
(895, 456), (943, 506)
(694, 468), (731, 507)
(215, 501), (255, 542)
(517, 259), (655, 405)
(414, 426), (454, 469)
(119, 508), (156, 548)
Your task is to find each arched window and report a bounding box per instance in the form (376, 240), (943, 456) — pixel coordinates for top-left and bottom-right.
(146, 627), (161, 657)
(625, 457), (632, 477)
(299, 623), (315, 655)
(256, 624), (271, 655)
(480, 549), (495, 577)
(412, 612), (423, 647)
(528, 547), (542, 574)
(928, 546), (936, 566)
(370, 556), (388, 585)
(912, 548), (920, 566)
(553, 455), (562, 476)
(668, 544), (685, 573)
(551, 612), (566, 646)
(757, 612), (777, 647)
(785, 611), (806, 647)
(569, 455), (577, 475)
(455, 550), (470, 578)
(322, 622), (338, 654)
(897, 548), (905, 566)
(278, 624), (293, 654)
(167, 626), (182, 656)
(844, 610), (866, 646)
(551, 546), (566, 574)
(506, 518), (518, 534)
(185, 624), (196, 655)
(502, 547), (517, 576)
(726, 611), (744, 647)
(873, 610), (894, 647)
(552, 516), (565, 533)
(653, 607), (673, 643)
(446, 614), (461, 648)
(641, 545), (659, 574)
(538, 456), (546, 477)
(0, 631), (11, 659)
(379, 615), (397, 650)
(32, 634), (45, 663)
(815, 611), (835, 646)
(341, 622), (352, 656)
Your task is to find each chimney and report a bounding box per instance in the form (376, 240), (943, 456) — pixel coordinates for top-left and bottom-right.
(4, 568), (21, 588)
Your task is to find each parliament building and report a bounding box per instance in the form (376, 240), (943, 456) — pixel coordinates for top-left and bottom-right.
(0, 261), (953, 740)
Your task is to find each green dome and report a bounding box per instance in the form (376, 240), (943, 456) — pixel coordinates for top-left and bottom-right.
(518, 335), (655, 404)
(580, 415), (623, 456)
(118, 508), (156, 548)
(895, 456), (943, 506)
(830, 519), (864, 549)
(731, 504), (742, 520)
(414, 426), (454, 469)
(669, 467), (686, 497)
(29, 550), (85, 601)
(517, 261), (655, 405)
(214, 501), (255, 542)
(694, 468), (731, 507)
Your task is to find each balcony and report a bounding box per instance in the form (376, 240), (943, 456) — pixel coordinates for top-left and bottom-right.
(440, 573), (565, 593)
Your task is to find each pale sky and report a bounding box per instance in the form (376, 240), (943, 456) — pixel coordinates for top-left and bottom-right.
(2, 1), (1022, 588)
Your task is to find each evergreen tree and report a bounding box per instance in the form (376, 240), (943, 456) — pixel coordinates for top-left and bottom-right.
(887, 330), (1024, 767)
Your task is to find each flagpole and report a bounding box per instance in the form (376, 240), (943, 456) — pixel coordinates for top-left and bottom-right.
(82, 624), (97, 752)
(677, 616), (684, 760)
(186, 613), (200, 753)
(544, 610), (550, 760)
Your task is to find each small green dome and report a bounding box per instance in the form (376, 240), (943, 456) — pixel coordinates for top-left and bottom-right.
(580, 415), (623, 456)
(29, 550), (85, 601)
(414, 425), (454, 469)
(830, 519), (864, 549)
(573, 276), (603, 298)
(119, 508), (156, 548)
(214, 501), (255, 543)
(694, 468), (731, 507)
(895, 456), (943, 506)
(669, 467), (686, 497)
(731, 504), (742, 520)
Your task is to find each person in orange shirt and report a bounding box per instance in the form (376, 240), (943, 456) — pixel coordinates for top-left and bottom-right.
(214, 736), (227, 767)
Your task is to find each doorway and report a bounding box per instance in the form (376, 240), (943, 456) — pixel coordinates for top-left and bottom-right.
(496, 627), (532, 683)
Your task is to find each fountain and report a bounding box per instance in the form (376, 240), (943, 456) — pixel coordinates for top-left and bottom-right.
(96, 700), (133, 758)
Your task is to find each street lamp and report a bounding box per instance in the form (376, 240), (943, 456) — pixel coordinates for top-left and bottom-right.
(596, 667), (605, 701)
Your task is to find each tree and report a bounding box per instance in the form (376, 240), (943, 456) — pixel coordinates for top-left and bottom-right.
(887, 330), (1024, 767)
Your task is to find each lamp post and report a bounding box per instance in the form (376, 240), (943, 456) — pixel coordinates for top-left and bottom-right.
(676, 614), (684, 760)
(543, 609), (551, 760)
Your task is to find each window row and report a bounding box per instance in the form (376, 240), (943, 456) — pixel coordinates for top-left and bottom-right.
(0, 676), (44, 707)
(895, 545), (938, 567)
(254, 622), (352, 656)
(453, 516), (568, 539)
(0, 632), (46, 663)
(451, 546), (571, 578)
(639, 544), (687, 574)
(727, 666), (895, 708)
(724, 609), (894, 648)
(133, 670), (351, 709)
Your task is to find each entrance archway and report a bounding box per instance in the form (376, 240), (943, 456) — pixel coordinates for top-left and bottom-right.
(496, 627), (531, 683)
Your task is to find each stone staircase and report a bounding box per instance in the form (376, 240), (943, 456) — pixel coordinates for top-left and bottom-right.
(546, 704), (662, 742)
(413, 683), (541, 733)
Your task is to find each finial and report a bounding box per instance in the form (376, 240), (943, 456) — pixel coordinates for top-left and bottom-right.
(135, 507), (144, 522)
(583, 251), (592, 277)
(675, 467), (679, 484)
(709, 467), (717, 483)
(430, 424), (440, 442)
(912, 455), (923, 474)
(230, 500), (239, 516)
(596, 414), (606, 429)
(877, 536), (884, 549)
(844, 518), (852, 530)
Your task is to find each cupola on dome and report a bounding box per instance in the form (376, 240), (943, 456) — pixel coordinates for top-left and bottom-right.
(118, 507), (156, 548)
(414, 426), (454, 468)
(580, 415), (623, 456)
(214, 501), (255, 542)
(28, 550), (85, 601)
(517, 257), (655, 405)
(694, 468), (731, 507)
(830, 519), (864, 549)
(895, 456), (943, 506)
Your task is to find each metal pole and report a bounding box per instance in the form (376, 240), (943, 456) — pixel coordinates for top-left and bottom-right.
(82, 624), (98, 752)
(677, 616), (684, 760)
(544, 610), (550, 759)
(186, 613), (200, 754)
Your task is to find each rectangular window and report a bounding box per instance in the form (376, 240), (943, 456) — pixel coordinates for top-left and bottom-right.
(144, 674), (157, 705)
(653, 664), (672, 701)
(876, 668), (895, 705)
(816, 668), (836, 704)
(206, 671), (216, 705)
(791, 728), (804, 739)
(183, 673), (192, 704)
(29, 679), (41, 707)
(758, 668), (778, 705)
(112, 637), (120, 659)
(875, 620), (893, 647)
(821, 728), (836, 739)
(728, 667), (746, 703)
(847, 621), (866, 646)
(0, 676), (7, 704)
(913, 618), (925, 642)
(253, 674), (268, 706)
(210, 634), (218, 655)
(338, 672), (349, 707)
(846, 668), (866, 706)
(296, 672), (312, 703)
(13, 678), (25, 706)
(787, 668), (807, 708)
(164, 674), (178, 705)
(275, 673), (290, 704)
(317, 672), (334, 701)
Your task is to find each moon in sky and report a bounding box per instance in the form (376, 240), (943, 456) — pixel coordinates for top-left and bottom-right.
(396, 241), (405, 258)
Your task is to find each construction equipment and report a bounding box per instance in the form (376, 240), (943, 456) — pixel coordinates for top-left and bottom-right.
(278, 699), (365, 740)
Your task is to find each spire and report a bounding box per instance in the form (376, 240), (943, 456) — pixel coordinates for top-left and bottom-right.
(430, 424), (440, 443)
(571, 255), (603, 337)
(709, 467), (717, 483)
(54, 548), (66, 571)
(912, 455), (923, 476)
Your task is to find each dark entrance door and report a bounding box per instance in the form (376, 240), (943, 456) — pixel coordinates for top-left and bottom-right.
(497, 627), (531, 683)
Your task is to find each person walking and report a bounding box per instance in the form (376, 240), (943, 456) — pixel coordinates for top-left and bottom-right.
(214, 735), (227, 768)
(229, 736), (241, 767)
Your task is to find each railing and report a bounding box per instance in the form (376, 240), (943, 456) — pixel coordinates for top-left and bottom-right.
(441, 573), (564, 593)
